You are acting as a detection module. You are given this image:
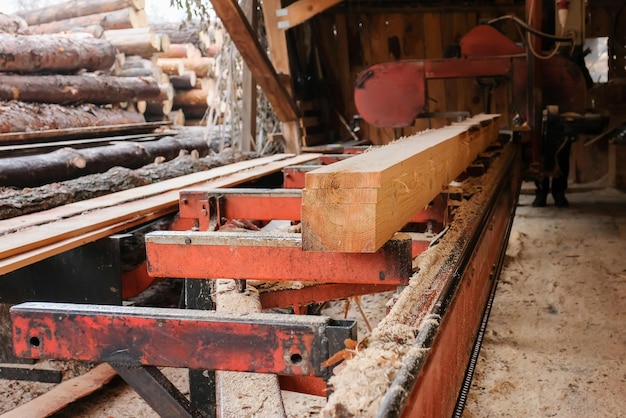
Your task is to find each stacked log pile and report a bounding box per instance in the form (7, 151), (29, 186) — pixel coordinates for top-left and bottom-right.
(7, 0), (221, 127)
(0, 1), (224, 194)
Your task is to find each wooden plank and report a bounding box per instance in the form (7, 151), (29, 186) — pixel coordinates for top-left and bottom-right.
(0, 121), (169, 145)
(301, 114), (499, 252)
(1, 363), (117, 418)
(276, 0), (342, 30)
(208, 0), (298, 121)
(0, 154), (321, 270)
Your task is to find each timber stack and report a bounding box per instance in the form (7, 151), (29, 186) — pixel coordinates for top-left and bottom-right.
(5, 0), (221, 127)
(0, 0), (228, 195)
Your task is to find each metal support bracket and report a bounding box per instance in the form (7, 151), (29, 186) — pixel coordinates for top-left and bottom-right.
(146, 231), (413, 285)
(11, 302), (355, 377)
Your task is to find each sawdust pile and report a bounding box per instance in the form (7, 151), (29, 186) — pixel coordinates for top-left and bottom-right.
(463, 187), (626, 417)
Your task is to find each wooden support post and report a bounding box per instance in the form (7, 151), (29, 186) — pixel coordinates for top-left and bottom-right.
(261, 0), (301, 153)
(302, 114), (500, 253)
(241, 0), (258, 152)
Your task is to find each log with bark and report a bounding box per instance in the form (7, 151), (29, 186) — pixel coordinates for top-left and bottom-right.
(0, 13), (27, 33)
(0, 148), (251, 220)
(0, 133), (226, 188)
(170, 71), (197, 90)
(27, 7), (144, 34)
(0, 101), (145, 134)
(15, 0), (145, 26)
(0, 74), (161, 105)
(152, 21), (211, 55)
(0, 34), (117, 73)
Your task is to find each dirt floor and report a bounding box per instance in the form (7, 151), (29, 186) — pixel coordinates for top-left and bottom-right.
(464, 185), (626, 418)
(0, 184), (624, 417)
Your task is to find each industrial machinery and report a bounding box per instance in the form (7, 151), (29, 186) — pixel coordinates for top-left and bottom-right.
(6, 6), (605, 418)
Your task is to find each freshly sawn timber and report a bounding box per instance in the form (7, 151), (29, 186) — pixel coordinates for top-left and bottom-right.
(301, 114), (500, 252)
(0, 74), (160, 105)
(0, 34), (117, 73)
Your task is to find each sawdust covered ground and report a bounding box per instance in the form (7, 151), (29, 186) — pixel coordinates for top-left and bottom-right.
(464, 186), (626, 417)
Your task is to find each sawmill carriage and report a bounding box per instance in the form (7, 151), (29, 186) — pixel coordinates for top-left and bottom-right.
(0, 0), (623, 416)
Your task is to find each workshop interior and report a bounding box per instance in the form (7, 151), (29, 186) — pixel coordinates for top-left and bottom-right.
(0, 0), (624, 417)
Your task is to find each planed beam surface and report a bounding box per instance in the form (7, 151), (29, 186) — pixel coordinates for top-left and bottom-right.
(301, 114), (500, 253)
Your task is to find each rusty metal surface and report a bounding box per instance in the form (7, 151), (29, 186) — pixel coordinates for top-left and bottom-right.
(145, 231), (413, 285)
(11, 302), (354, 376)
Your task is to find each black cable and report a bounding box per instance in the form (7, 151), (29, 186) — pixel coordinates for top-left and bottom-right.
(488, 15), (574, 43)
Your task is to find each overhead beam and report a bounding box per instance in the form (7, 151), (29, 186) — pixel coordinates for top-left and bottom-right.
(301, 114), (500, 253)
(276, 0), (343, 30)
(207, 0), (298, 122)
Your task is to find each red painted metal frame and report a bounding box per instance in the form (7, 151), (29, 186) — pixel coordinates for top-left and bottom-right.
(177, 188), (448, 228)
(178, 189), (303, 229)
(146, 231), (413, 285)
(11, 302), (352, 376)
(283, 166), (313, 189)
(259, 283), (398, 311)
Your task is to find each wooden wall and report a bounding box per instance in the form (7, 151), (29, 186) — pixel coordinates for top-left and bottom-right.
(310, 5), (524, 145)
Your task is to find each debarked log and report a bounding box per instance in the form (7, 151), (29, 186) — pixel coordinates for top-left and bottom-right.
(0, 74), (161, 105)
(0, 134), (222, 188)
(0, 34), (117, 73)
(0, 101), (146, 134)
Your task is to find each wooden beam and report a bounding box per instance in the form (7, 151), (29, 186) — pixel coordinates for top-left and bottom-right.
(276, 0), (343, 30)
(261, 0), (290, 75)
(1, 364), (117, 418)
(241, 0), (258, 152)
(260, 0), (302, 154)
(208, 0), (298, 122)
(301, 115), (500, 253)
